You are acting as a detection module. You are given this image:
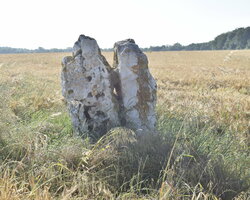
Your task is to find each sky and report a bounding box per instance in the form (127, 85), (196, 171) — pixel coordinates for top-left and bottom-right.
(0, 0), (250, 49)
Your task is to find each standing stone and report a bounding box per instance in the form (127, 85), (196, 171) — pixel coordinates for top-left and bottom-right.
(113, 39), (157, 132)
(61, 35), (120, 138)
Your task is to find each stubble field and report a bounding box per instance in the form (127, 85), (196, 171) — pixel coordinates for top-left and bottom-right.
(0, 50), (249, 199)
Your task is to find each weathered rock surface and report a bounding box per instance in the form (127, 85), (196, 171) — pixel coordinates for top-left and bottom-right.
(61, 35), (157, 138)
(61, 35), (120, 138)
(113, 39), (157, 132)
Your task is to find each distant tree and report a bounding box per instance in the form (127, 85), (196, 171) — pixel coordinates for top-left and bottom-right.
(246, 40), (250, 49)
(213, 33), (227, 49)
(35, 47), (46, 53)
(170, 43), (183, 51)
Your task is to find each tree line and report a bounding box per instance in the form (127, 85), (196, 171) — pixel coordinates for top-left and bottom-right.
(0, 47), (73, 54)
(143, 27), (250, 51)
(1, 27), (250, 54)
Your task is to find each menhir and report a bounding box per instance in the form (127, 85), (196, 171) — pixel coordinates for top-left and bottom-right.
(61, 35), (120, 139)
(113, 39), (157, 132)
(61, 35), (157, 139)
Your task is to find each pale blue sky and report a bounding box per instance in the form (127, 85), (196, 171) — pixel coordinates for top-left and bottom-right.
(0, 0), (249, 49)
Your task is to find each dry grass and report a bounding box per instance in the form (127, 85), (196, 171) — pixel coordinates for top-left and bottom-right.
(0, 50), (249, 199)
(146, 51), (250, 139)
(1, 51), (249, 137)
(107, 51), (250, 139)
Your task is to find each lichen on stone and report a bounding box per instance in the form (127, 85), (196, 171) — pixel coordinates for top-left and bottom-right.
(61, 36), (157, 139)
